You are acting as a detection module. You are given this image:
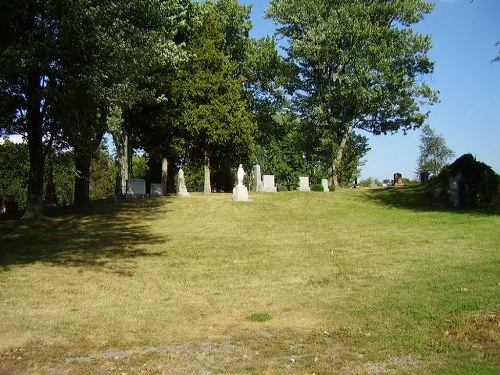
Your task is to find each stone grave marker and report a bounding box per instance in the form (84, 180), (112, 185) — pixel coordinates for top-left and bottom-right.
(393, 173), (404, 186)
(321, 179), (329, 192)
(127, 179), (146, 198)
(298, 176), (310, 192)
(261, 175), (277, 193)
(177, 168), (190, 197)
(369, 177), (377, 187)
(254, 164), (264, 192)
(150, 183), (162, 197)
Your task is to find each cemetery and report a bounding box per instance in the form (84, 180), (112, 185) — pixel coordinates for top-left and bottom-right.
(1, 0), (499, 373)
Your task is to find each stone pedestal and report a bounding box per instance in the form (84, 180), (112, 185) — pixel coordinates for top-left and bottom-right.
(233, 184), (249, 201)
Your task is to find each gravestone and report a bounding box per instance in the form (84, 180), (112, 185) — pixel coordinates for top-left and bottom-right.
(150, 183), (162, 197)
(393, 173), (404, 186)
(253, 164), (264, 192)
(177, 168), (190, 197)
(127, 179), (146, 198)
(233, 164), (250, 201)
(321, 179), (329, 192)
(369, 177), (377, 187)
(261, 175), (277, 193)
(298, 176), (310, 192)
(1, 195), (18, 216)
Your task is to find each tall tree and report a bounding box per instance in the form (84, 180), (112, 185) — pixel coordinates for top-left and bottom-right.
(174, 4), (256, 193)
(416, 123), (454, 178)
(267, 0), (439, 187)
(56, 0), (184, 206)
(0, 0), (59, 219)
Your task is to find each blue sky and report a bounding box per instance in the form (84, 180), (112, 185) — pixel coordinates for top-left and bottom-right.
(242, 0), (500, 181)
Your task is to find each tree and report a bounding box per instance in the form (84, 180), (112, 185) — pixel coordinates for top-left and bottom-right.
(174, 4), (256, 193)
(267, 0), (439, 187)
(0, 0), (60, 219)
(0, 140), (30, 207)
(416, 124), (454, 178)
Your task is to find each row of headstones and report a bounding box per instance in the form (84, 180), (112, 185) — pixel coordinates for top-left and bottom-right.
(253, 164), (329, 193)
(125, 169), (191, 199)
(125, 165), (330, 199)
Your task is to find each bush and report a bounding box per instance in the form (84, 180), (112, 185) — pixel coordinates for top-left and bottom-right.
(431, 154), (499, 207)
(310, 183), (324, 192)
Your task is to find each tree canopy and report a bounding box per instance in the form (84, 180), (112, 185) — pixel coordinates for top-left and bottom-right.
(267, 0), (439, 186)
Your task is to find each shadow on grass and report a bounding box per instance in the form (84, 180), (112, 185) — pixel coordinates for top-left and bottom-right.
(362, 186), (500, 216)
(0, 198), (172, 275)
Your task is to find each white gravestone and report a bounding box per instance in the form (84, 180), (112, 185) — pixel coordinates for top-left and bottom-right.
(298, 176), (310, 192)
(262, 175), (277, 193)
(233, 164), (250, 201)
(321, 179), (329, 192)
(127, 179), (146, 198)
(369, 177), (377, 187)
(254, 164), (264, 192)
(177, 168), (190, 197)
(150, 183), (162, 197)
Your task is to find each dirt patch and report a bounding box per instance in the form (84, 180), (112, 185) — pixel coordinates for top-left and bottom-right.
(0, 329), (431, 375)
(446, 310), (499, 362)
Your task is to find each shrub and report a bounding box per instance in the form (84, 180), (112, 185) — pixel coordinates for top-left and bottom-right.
(310, 183), (324, 192)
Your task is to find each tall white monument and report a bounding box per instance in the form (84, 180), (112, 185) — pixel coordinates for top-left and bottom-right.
(177, 168), (190, 197)
(233, 164), (250, 201)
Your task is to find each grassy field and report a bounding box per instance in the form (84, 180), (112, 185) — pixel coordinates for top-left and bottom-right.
(0, 187), (498, 374)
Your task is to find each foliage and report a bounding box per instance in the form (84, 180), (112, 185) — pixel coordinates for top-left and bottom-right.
(174, 3), (256, 187)
(89, 146), (116, 200)
(416, 124), (454, 177)
(310, 183), (324, 192)
(132, 154), (149, 180)
(51, 151), (74, 205)
(432, 154), (500, 207)
(0, 140), (29, 207)
(267, 0), (439, 186)
(0, 0), (185, 215)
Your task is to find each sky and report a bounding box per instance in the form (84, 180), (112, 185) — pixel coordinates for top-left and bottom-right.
(241, 0), (500, 181)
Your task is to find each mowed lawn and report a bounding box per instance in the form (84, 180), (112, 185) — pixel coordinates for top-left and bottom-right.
(0, 187), (498, 374)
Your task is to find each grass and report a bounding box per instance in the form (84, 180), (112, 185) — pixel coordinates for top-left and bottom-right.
(0, 187), (499, 374)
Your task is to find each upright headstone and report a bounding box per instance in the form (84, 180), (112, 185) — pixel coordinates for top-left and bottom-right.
(177, 168), (190, 197)
(127, 179), (146, 198)
(298, 176), (310, 192)
(261, 175), (277, 193)
(369, 177), (377, 187)
(393, 173), (404, 186)
(233, 164), (249, 201)
(321, 179), (329, 192)
(254, 164), (264, 192)
(150, 183), (162, 197)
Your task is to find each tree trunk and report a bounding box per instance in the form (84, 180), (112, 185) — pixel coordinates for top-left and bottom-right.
(204, 151), (211, 194)
(22, 73), (46, 220)
(74, 152), (91, 206)
(120, 133), (130, 195)
(161, 156), (168, 196)
(331, 130), (350, 188)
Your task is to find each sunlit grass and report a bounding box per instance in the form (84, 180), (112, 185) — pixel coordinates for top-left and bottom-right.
(0, 188), (498, 374)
